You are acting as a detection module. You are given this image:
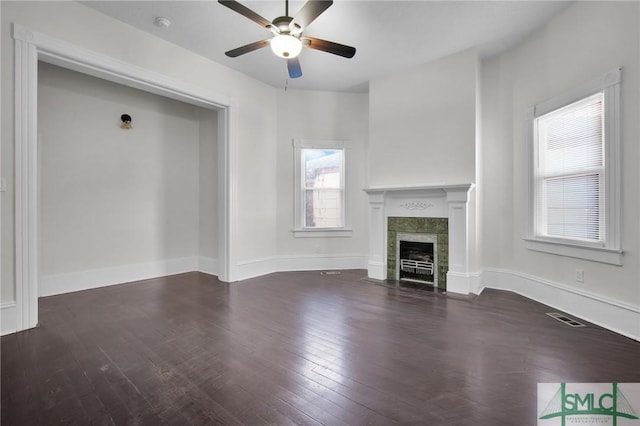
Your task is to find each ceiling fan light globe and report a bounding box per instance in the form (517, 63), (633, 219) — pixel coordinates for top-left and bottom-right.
(270, 34), (302, 58)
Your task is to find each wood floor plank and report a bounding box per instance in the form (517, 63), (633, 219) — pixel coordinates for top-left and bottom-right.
(2, 270), (639, 425)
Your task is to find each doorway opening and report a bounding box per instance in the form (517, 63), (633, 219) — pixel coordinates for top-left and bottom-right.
(13, 24), (235, 332)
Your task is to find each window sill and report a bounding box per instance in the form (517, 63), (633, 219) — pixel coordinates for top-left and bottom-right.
(293, 228), (353, 238)
(523, 237), (623, 266)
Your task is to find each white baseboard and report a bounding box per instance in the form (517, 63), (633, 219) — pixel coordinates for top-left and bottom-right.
(444, 271), (483, 295)
(480, 268), (640, 341)
(40, 257), (201, 297)
(469, 271), (483, 294)
(235, 253), (367, 281)
(1, 302), (18, 336)
(277, 253), (368, 273)
(30, 252), (364, 299)
(446, 271), (473, 294)
(367, 260), (385, 281)
(235, 256), (278, 281)
(198, 256), (218, 276)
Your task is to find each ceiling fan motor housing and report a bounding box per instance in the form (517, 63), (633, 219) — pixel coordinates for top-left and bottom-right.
(272, 16), (301, 35)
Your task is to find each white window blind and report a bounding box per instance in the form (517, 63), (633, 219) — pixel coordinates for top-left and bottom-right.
(536, 92), (604, 242)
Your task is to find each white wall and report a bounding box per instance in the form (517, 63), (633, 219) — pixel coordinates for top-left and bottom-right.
(368, 48), (479, 187)
(198, 109), (218, 261)
(275, 89), (369, 267)
(1, 0), (278, 302)
(39, 63), (209, 279)
(481, 1), (640, 306)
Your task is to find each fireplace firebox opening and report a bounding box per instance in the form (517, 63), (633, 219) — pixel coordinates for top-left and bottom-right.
(396, 233), (438, 287)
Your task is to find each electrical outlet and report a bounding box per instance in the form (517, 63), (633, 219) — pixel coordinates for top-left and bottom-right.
(575, 269), (584, 283)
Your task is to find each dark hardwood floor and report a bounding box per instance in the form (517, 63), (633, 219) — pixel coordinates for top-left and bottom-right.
(2, 270), (639, 425)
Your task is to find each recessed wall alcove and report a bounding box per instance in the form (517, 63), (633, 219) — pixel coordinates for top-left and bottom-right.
(11, 24), (235, 333)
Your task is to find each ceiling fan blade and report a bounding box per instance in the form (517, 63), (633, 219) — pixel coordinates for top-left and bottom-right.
(225, 40), (269, 57)
(218, 0), (272, 28)
(291, 0), (333, 29)
(301, 37), (356, 58)
(287, 57), (303, 78)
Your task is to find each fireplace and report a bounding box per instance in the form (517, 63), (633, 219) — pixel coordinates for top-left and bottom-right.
(388, 218), (448, 288)
(364, 184), (475, 295)
(397, 233), (437, 286)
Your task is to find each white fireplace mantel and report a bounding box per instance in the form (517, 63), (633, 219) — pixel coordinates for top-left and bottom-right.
(364, 184), (475, 295)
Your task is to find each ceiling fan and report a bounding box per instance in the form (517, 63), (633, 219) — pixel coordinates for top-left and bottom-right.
(218, 0), (356, 79)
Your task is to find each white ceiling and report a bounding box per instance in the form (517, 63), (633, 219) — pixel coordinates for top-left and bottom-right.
(81, 0), (571, 93)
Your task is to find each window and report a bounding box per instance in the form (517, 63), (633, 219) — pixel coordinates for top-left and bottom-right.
(537, 93), (604, 242)
(525, 68), (622, 265)
(293, 139), (352, 237)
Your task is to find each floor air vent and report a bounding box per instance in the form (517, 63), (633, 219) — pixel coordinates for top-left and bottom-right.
(321, 271), (341, 275)
(546, 312), (586, 327)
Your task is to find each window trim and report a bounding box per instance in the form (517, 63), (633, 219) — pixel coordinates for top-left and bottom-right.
(524, 67), (623, 265)
(293, 139), (353, 238)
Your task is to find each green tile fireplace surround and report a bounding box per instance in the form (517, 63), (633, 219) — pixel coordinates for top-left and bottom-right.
(387, 217), (449, 289)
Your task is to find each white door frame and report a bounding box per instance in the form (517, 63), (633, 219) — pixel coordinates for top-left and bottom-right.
(12, 23), (238, 332)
